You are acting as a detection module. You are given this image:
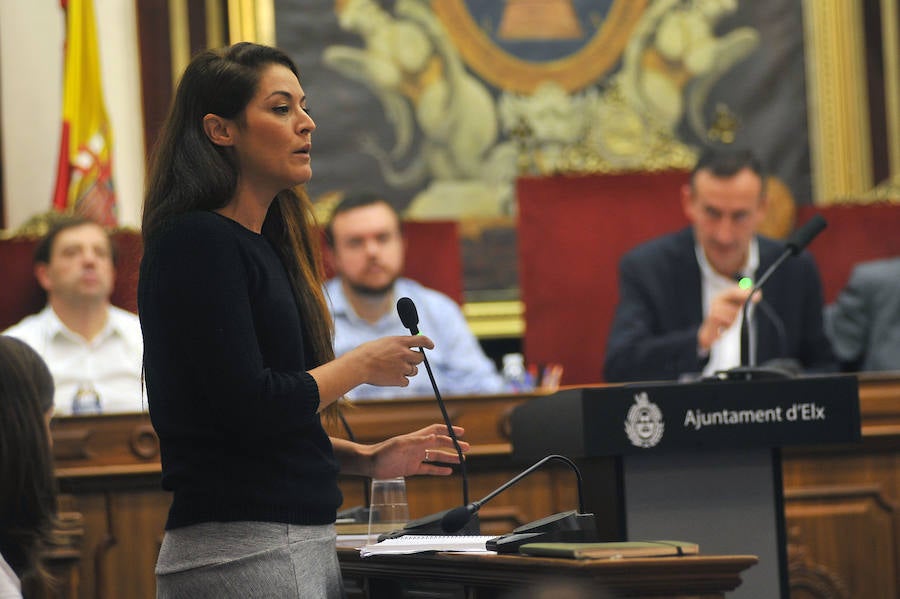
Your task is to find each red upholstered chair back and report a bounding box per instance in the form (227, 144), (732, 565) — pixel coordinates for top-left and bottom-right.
(0, 220), (463, 332)
(322, 220), (464, 304)
(796, 203), (900, 303)
(517, 172), (690, 386)
(518, 172), (900, 386)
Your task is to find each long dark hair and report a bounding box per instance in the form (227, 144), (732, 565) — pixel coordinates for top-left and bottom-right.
(142, 42), (334, 368)
(0, 336), (57, 582)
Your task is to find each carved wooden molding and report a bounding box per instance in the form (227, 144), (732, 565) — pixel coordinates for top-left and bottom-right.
(788, 557), (851, 599)
(786, 484), (897, 599)
(788, 522), (851, 599)
(129, 424), (160, 460)
(53, 429), (93, 461)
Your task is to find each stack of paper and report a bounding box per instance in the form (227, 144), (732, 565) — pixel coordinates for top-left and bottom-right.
(360, 535), (497, 557)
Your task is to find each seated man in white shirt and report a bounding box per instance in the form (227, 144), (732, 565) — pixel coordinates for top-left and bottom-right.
(324, 192), (507, 399)
(3, 217), (144, 414)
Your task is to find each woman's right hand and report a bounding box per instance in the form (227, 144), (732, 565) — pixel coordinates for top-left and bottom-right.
(310, 335), (435, 410)
(348, 335), (435, 387)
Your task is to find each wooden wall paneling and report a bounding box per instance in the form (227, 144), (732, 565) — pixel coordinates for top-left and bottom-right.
(186, 0), (208, 56)
(785, 485), (897, 599)
(55, 492), (107, 599)
(98, 489), (170, 599)
(136, 0), (173, 159)
(55, 480), (169, 599)
(45, 378), (900, 598)
(782, 375), (900, 599)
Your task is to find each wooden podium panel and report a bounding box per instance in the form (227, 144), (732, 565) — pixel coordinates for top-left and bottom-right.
(337, 547), (758, 599)
(510, 376), (861, 599)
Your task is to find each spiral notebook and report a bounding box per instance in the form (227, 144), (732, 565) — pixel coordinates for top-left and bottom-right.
(360, 535), (497, 557)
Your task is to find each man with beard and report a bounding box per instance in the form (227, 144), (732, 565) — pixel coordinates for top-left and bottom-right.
(4, 217), (144, 413)
(324, 193), (506, 399)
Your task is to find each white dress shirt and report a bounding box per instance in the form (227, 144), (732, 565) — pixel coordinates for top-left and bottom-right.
(0, 553), (21, 599)
(696, 239), (759, 376)
(3, 305), (146, 414)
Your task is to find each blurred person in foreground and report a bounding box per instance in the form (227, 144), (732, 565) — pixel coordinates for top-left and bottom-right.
(139, 42), (468, 598)
(324, 192), (506, 399)
(0, 336), (58, 598)
(604, 148), (834, 382)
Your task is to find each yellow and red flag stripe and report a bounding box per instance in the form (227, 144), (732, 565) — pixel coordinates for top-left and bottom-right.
(52, 0), (117, 226)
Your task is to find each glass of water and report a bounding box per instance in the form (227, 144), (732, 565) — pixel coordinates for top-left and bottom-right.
(367, 477), (409, 545)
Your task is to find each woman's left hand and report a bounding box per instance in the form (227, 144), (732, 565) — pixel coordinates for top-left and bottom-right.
(369, 423), (469, 478)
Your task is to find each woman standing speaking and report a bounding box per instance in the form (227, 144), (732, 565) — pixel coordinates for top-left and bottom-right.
(139, 42), (465, 598)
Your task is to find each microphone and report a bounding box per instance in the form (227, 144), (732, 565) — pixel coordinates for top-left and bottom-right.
(386, 297), (474, 536)
(397, 296), (420, 334)
(730, 215), (827, 378)
(441, 454), (587, 533)
(786, 214), (828, 255)
(460, 455), (599, 554)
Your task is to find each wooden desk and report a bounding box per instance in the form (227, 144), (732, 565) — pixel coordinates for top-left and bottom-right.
(337, 547), (758, 598)
(49, 376), (900, 599)
(782, 372), (900, 599)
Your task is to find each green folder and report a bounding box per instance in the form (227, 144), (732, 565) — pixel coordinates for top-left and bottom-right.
(519, 540), (699, 560)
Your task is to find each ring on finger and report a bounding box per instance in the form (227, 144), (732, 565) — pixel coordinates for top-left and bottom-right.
(424, 449), (431, 462)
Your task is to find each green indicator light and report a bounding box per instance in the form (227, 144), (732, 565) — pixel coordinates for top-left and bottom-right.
(738, 277), (753, 290)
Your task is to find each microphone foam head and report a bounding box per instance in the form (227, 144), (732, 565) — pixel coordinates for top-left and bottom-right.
(397, 297), (420, 334)
(787, 214), (827, 254)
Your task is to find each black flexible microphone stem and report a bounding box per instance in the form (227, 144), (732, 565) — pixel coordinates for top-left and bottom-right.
(397, 297), (469, 506)
(478, 454), (584, 513)
(739, 215), (827, 368)
(442, 454), (585, 533)
(338, 410), (370, 507)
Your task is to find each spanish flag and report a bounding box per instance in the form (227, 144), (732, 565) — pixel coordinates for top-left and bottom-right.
(52, 0), (117, 226)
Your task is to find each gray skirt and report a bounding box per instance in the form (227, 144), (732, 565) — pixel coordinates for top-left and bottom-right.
(156, 521), (344, 599)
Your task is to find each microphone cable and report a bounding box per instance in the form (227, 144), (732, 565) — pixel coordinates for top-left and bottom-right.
(338, 409), (370, 509)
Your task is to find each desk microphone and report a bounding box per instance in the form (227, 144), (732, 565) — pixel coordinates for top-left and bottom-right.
(441, 454), (588, 533)
(731, 215), (826, 378)
(389, 297), (473, 535)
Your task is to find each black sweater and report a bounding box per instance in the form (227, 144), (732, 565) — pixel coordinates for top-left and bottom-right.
(138, 211), (341, 530)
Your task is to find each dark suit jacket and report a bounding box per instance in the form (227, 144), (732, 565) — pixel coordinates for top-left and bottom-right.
(825, 257), (900, 372)
(604, 228), (836, 382)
